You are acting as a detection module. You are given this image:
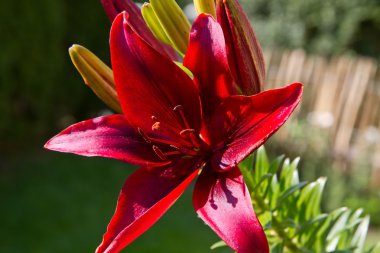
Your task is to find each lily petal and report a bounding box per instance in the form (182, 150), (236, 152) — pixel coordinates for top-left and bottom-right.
(96, 160), (200, 253)
(210, 83), (303, 171)
(101, 0), (177, 60)
(193, 166), (269, 253)
(44, 115), (165, 166)
(110, 13), (202, 141)
(217, 0), (265, 95)
(184, 14), (236, 118)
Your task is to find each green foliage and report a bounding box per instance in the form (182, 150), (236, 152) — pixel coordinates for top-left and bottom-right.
(240, 0), (380, 58)
(0, 0), (110, 146)
(267, 119), (380, 227)
(213, 147), (379, 252)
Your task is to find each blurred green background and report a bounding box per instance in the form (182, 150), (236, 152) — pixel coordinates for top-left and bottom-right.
(1, 0), (379, 252)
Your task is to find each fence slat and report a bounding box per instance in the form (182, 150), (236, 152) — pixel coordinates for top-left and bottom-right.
(264, 49), (379, 185)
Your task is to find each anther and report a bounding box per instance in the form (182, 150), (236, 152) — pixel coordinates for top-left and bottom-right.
(151, 115), (158, 121)
(173, 105), (184, 111)
(180, 129), (195, 135)
(181, 128), (200, 149)
(169, 145), (181, 151)
(137, 127), (151, 143)
(152, 145), (167, 160)
(173, 104), (191, 129)
(152, 122), (161, 131)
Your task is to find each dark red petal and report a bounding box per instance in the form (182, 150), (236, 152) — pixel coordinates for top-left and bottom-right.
(184, 14), (236, 119)
(96, 160), (201, 253)
(44, 115), (165, 167)
(101, 0), (177, 60)
(216, 0), (265, 95)
(110, 13), (202, 143)
(210, 83), (303, 171)
(193, 166), (269, 253)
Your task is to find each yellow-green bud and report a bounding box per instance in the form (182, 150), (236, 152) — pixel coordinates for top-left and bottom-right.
(141, 3), (172, 46)
(150, 0), (191, 56)
(194, 0), (216, 18)
(69, 45), (122, 113)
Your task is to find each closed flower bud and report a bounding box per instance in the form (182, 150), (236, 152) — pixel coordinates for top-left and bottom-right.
(141, 3), (172, 46)
(69, 45), (122, 113)
(194, 0), (216, 18)
(150, 0), (191, 56)
(216, 0), (265, 95)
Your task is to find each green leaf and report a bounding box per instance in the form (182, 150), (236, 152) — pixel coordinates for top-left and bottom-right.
(351, 215), (370, 253)
(254, 146), (270, 183)
(275, 181), (308, 209)
(210, 240), (227, 250)
(253, 173), (273, 192)
(239, 154), (256, 194)
(297, 177), (326, 222)
(279, 157), (300, 191)
(296, 214), (329, 236)
(326, 209), (351, 251)
(271, 242), (284, 253)
(269, 154), (285, 174)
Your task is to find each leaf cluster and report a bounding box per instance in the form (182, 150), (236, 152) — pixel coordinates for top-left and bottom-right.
(213, 147), (379, 252)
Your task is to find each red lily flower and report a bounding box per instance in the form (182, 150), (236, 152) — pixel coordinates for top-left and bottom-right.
(45, 12), (302, 253)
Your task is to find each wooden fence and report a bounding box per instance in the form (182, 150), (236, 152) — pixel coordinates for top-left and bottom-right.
(264, 49), (380, 187)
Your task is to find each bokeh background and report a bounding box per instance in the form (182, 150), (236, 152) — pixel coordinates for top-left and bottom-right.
(1, 0), (379, 252)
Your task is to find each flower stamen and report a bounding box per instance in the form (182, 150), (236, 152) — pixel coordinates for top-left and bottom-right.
(138, 127), (151, 143)
(152, 145), (183, 160)
(152, 145), (167, 160)
(173, 105), (191, 129)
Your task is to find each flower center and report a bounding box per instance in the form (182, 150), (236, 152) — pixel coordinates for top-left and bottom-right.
(138, 104), (206, 161)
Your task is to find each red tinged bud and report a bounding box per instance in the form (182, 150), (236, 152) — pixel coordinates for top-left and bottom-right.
(100, 0), (178, 60)
(216, 0), (266, 95)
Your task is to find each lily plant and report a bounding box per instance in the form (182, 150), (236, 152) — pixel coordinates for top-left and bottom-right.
(44, 0), (303, 252)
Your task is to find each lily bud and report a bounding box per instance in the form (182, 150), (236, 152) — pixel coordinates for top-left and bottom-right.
(101, 0), (140, 22)
(69, 45), (122, 113)
(216, 0), (265, 95)
(194, 0), (216, 18)
(141, 3), (172, 46)
(101, 0), (178, 60)
(150, 0), (191, 56)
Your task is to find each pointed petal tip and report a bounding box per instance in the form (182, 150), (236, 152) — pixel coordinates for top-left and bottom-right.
(193, 167), (269, 253)
(288, 82), (304, 98)
(43, 134), (66, 152)
(44, 134), (62, 151)
(209, 82), (304, 171)
(43, 139), (52, 150)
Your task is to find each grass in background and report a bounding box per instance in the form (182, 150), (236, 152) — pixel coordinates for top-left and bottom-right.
(0, 152), (233, 253)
